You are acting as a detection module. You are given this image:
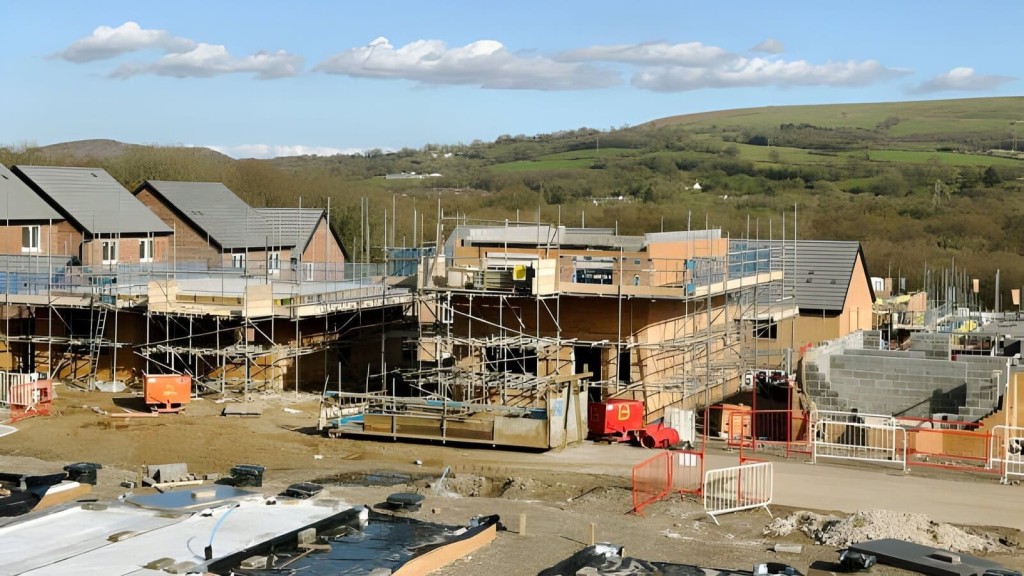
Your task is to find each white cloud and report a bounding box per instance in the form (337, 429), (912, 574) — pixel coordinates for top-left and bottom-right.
(204, 144), (364, 159)
(111, 44), (303, 79)
(558, 41), (733, 66)
(314, 37), (620, 90)
(909, 67), (1015, 94)
(57, 22), (301, 79)
(751, 38), (785, 54)
(55, 21), (195, 62)
(632, 57), (910, 92)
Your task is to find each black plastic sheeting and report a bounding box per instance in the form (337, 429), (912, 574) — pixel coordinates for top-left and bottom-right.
(223, 511), (500, 575)
(540, 545), (803, 576)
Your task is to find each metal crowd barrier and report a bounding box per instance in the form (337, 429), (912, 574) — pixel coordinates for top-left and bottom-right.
(812, 410), (907, 471)
(703, 460), (773, 524)
(989, 425), (1024, 485)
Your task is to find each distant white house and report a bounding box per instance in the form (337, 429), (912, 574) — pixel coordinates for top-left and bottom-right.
(384, 172), (443, 180)
(692, 181), (702, 190)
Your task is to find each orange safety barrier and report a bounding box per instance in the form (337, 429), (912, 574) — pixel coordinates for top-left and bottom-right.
(899, 416), (998, 474)
(631, 451), (672, 516)
(10, 379), (53, 422)
(671, 449), (705, 495)
(751, 409), (814, 458)
(632, 448), (707, 515)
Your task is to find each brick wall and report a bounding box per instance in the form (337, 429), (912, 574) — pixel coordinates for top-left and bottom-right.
(135, 187), (220, 266)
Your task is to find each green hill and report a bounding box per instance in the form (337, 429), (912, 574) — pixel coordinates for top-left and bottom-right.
(4, 96), (1024, 304)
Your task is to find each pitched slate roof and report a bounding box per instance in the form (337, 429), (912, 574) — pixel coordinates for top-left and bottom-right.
(13, 166), (170, 235)
(0, 164), (62, 221)
(791, 240), (872, 312)
(255, 208), (325, 253)
(137, 181), (282, 250)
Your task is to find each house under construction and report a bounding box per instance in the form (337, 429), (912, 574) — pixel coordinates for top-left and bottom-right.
(0, 165), (411, 399)
(320, 221), (874, 449)
(0, 162), (878, 450)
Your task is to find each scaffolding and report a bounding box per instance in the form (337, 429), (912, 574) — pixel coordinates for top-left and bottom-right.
(330, 213), (796, 434)
(0, 253), (412, 394)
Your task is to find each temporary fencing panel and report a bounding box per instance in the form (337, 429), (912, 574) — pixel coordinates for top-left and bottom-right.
(10, 380), (53, 422)
(990, 426), (1024, 485)
(751, 409), (814, 458)
(632, 449), (706, 515)
(0, 372), (51, 422)
(631, 451), (672, 515)
(812, 410), (906, 471)
(900, 417), (995, 474)
(703, 460), (773, 524)
(670, 450), (704, 495)
(0, 371), (37, 406)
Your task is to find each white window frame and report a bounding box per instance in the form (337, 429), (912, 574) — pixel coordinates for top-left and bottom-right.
(21, 225), (41, 253)
(232, 253), (246, 269)
(101, 240), (118, 265)
(302, 262), (315, 281)
(139, 238), (154, 263)
(268, 251), (280, 276)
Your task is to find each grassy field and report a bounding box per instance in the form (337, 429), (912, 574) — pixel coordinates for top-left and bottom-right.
(729, 142), (833, 165)
(490, 158), (596, 172)
(645, 96), (1024, 140)
(489, 147), (641, 172)
(854, 150), (1024, 167)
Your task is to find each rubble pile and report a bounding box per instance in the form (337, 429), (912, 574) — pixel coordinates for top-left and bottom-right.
(766, 510), (1002, 553)
(500, 476), (541, 499)
(439, 473), (490, 497)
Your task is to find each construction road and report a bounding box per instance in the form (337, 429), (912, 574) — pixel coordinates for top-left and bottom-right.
(447, 441), (1024, 530)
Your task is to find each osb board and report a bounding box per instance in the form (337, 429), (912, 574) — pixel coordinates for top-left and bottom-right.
(393, 521), (497, 576)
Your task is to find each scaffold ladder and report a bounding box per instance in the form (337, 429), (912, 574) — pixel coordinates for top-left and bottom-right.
(87, 305), (109, 384)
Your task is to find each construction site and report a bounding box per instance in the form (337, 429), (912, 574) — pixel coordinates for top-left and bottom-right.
(2, 166), (1024, 575)
(1, 218), (800, 444)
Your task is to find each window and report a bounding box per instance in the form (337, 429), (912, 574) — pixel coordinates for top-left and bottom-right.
(302, 262), (315, 281)
(232, 253), (246, 269)
(752, 321), (778, 340)
(267, 251), (280, 275)
(139, 238), (154, 263)
(102, 240), (118, 264)
(21, 225), (40, 253)
(574, 268), (613, 285)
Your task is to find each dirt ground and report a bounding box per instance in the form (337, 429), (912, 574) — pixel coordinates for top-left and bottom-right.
(2, 386), (1023, 575)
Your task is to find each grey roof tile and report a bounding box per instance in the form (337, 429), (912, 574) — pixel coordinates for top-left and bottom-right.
(140, 181), (280, 250)
(790, 240), (868, 312)
(255, 208), (324, 253)
(14, 166), (170, 235)
(0, 164), (62, 221)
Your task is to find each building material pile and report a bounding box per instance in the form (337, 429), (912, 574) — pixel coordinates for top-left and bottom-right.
(765, 510), (1003, 553)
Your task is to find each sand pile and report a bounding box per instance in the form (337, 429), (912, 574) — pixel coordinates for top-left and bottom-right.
(766, 510), (1002, 553)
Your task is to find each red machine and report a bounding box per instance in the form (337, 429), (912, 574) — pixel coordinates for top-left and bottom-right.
(588, 399), (679, 448)
(144, 374), (192, 413)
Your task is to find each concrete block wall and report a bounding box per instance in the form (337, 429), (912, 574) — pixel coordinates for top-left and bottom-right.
(807, 350), (1006, 419)
(955, 356), (1008, 420)
(908, 333), (951, 360)
(802, 330), (871, 393)
(862, 331), (882, 350)
(802, 331), (1006, 420)
(801, 330), (878, 413)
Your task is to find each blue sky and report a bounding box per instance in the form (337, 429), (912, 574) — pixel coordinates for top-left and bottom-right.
(2, 1), (1019, 158)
